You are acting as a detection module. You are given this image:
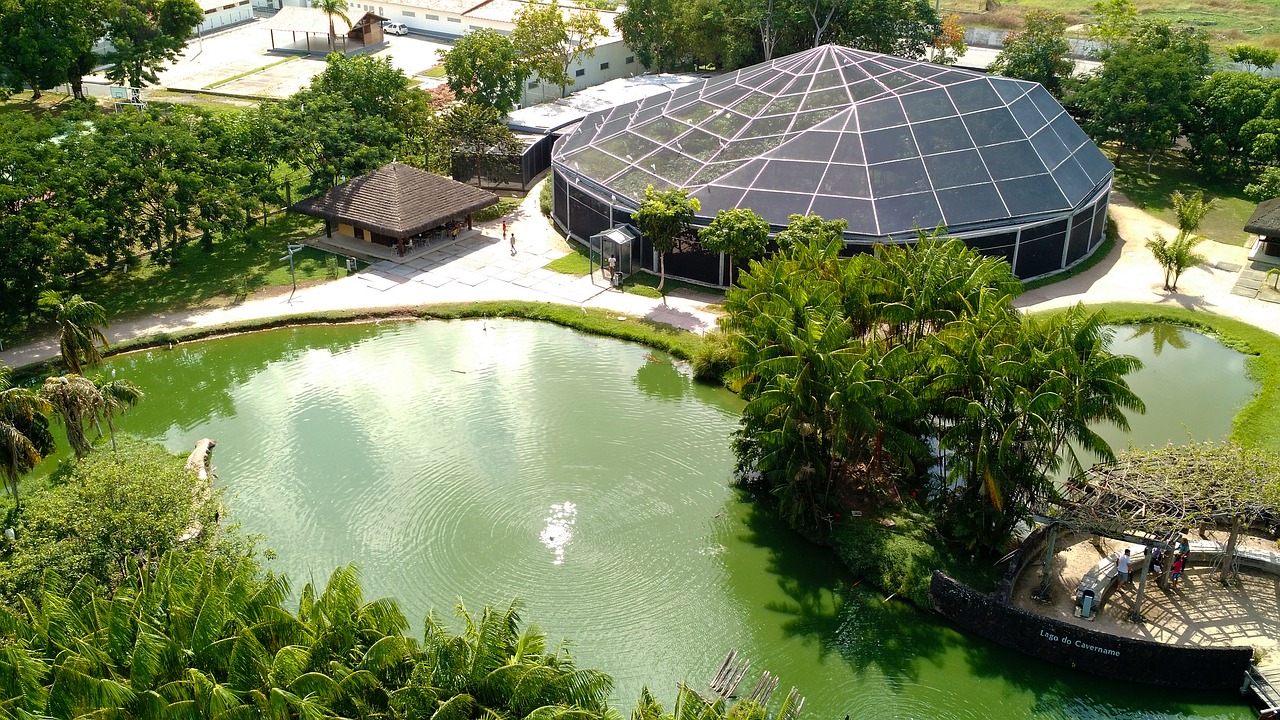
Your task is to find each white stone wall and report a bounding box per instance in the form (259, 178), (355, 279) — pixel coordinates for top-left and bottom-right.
(199, 0), (254, 33)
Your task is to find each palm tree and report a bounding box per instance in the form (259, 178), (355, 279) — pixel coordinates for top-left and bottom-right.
(38, 291), (109, 375)
(0, 363), (54, 508)
(1171, 189), (1216, 236)
(41, 375), (103, 459)
(92, 377), (144, 451)
(1146, 231), (1206, 291)
(312, 0), (351, 52)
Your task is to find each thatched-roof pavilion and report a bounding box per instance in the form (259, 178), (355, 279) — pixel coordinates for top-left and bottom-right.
(1246, 197), (1280, 258)
(291, 163), (498, 256)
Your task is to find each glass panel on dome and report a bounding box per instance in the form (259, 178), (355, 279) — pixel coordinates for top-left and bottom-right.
(1007, 94), (1048, 135)
(783, 74), (814, 96)
(847, 79), (888, 103)
(875, 71), (916, 90)
(716, 135), (786, 161)
(597, 132), (660, 163)
(635, 102), (667, 123)
(1074, 146), (1114, 181)
(817, 163), (871, 198)
(612, 167), (671, 197)
(831, 132), (865, 164)
(863, 125), (920, 164)
(633, 117), (692, 144)
(694, 185), (747, 216)
(909, 63), (949, 79)
(945, 79), (1003, 113)
(810, 195), (875, 233)
(869, 158), (930, 197)
(922, 149), (991, 189)
(857, 97), (907, 130)
(996, 174), (1069, 215)
(1050, 156), (1095, 202)
(803, 86), (851, 111)
(962, 108), (1022, 146)
(874, 192), (943, 232)
(789, 107), (843, 133)
(931, 70), (976, 86)
(936, 184), (1008, 226)
(705, 110), (752, 138)
(753, 159), (825, 194)
(740, 188), (811, 225)
(707, 84), (752, 108)
(899, 87), (957, 123)
(675, 129), (725, 161)
(564, 147), (630, 181)
(991, 79), (1027, 103)
(1028, 125), (1071, 169)
(748, 114), (794, 138)
(1050, 113), (1090, 152)
(840, 64), (876, 90)
(755, 71), (792, 96)
(1029, 86), (1065, 121)
(643, 148), (702, 185)
(691, 159), (748, 186)
(669, 100), (718, 125)
(715, 159), (765, 188)
(913, 116), (974, 155)
(733, 93), (772, 117)
(810, 66), (843, 90)
(770, 131), (840, 161)
(978, 141), (1045, 181)
(763, 94), (802, 116)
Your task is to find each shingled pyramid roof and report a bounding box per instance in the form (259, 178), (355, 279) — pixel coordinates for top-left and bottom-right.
(553, 44), (1112, 238)
(291, 163), (498, 238)
(1245, 197), (1280, 236)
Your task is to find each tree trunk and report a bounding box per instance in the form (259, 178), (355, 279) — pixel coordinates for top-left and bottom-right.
(70, 76), (84, 100)
(658, 252), (666, 294)
(1220, 515), (1242, 583)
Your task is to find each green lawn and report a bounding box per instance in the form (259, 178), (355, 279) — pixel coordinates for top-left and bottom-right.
(75, 214), (340, 325)
(544, 240), (725, 300)
(1110, 147), (1257, 247)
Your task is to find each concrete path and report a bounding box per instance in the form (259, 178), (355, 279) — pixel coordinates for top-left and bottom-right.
(0, 187), (724, 369)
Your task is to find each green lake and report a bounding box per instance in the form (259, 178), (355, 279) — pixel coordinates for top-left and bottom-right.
(103, 319), (1257, 719)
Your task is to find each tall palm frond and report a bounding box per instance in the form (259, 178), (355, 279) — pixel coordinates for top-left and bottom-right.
(38, 291), (109, 375)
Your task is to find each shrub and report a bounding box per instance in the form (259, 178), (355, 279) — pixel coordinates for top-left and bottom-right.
(539, 172), (554, 216)
(0, 438), (218, 599)
(690, 328), (736, 383)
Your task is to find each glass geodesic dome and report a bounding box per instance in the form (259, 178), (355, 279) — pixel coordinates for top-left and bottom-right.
(551, 44), (1114, 283)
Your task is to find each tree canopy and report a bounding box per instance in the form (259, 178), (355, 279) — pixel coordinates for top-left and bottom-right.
(632, 185), (699, 293)
(987, 10), (1074, 98)
(440, 29), (529, 112)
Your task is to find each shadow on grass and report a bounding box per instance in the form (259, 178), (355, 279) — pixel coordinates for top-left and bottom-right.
(1111, 147), (1256, 247)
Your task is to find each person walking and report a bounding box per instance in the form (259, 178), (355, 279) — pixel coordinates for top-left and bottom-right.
(502, 220), (507, 241)
(509, 233), (517, 255)
(1117, 548), (1132, 585)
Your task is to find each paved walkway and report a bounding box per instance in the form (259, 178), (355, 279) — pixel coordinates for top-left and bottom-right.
(0, 187), (723, 369)
(6, 186), (1280, 370)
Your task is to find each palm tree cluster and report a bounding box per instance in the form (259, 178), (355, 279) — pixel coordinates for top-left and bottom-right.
(722, 227), (1145, 550)
(0, 552), (619, 720)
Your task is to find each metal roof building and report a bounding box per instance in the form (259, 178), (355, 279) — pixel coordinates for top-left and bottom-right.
(551, 44), (1114, 283)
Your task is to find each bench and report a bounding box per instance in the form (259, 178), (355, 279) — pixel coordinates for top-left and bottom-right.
(1187, 540), (1280, 575)
(1076, 548), (1146, 617)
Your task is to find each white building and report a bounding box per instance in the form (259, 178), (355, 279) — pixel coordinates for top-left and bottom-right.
(277, 0), (638, 106)
(198, 0), (254, 34)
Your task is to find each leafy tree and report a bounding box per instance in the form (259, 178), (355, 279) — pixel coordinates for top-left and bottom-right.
(1087, 0), (1136, 47)
(38, 291), (108, 375)
(1228, 44), (1279, 73)
(0, 363), (53, 509)
(312, 0), (350, 52)
(1171, 189), (1215, 235)
(1246, 166), (1280, 202)
(616, 0), (682, 70)
(0, 0), (74, 100)
(440, 102), (521, 187)
(103, 0), (203, 88)
(832, 0), (941, 59)
(632, 185), (700, 293)
(40, 374), (102, 459)
(698, 207), (770, 282)
(1146, 231), (1206, 291)
(987, 10), (1074, 97)
(774, 212), (846, 252)
(1075, 21), (1211, 169)
(929, 13), (967, 66)
(513, 1), (606, 97)
(440, 29), (529, 112)
(1184, 72), (1280, 179)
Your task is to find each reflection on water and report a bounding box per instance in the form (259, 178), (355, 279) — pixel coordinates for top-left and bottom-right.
(103, 320), (1253, 720)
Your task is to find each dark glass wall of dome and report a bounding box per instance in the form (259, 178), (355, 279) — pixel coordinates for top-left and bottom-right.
(550, 44), (1113, 283)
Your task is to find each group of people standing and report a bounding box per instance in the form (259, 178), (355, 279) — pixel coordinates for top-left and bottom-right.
(1117, 537), (1190, 589)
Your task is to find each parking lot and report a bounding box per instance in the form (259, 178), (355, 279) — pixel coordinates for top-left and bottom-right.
(95, 17), (452, 99)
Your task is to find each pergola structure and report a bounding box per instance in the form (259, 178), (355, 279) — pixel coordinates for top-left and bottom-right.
(1246, 197), (1280, 258)
(290, 163), (498, 257)
(1033, 443), (1280, 621)
(262, 6), (386, 54)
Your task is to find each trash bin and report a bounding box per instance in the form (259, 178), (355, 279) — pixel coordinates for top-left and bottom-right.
(1080, 589), (1095, 618)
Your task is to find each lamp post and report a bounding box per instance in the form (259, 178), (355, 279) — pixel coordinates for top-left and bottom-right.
(279, 243), (304, 302)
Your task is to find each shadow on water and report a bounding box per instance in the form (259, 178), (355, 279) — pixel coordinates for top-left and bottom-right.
(631, 354), (690, 402)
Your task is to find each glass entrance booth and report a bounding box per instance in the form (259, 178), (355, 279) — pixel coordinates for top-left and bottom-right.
(590, 226), (637, 288)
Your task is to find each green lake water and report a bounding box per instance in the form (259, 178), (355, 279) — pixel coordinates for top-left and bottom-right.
(102, 319), (1256, 719)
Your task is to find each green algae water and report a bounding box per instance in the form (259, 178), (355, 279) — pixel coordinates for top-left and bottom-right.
(104, 319), (1254, 719)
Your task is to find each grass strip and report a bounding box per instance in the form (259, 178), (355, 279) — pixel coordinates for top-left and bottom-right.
(1036, 302), (1280, 451)
(543, 241), (725, 300)
(204, 56), (298, 89)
